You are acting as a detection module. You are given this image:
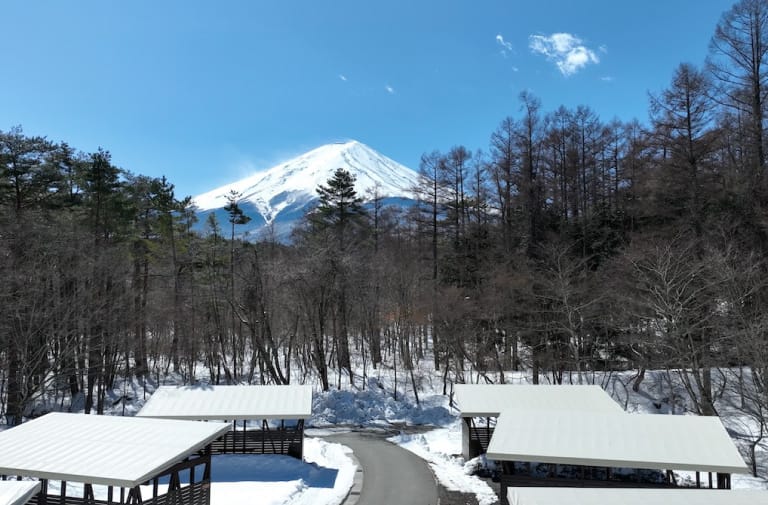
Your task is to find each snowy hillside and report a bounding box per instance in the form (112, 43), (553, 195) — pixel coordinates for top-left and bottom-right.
(193, 140), (419, 239)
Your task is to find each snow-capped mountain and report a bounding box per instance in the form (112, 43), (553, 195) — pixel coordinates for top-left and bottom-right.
(193, 140), (419, 239)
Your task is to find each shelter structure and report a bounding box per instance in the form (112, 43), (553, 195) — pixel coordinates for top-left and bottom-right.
(454, 384), (623, 459)
(487, 410), (749, 505)
(0, 481), (40, 505)
(137, 385), (313, 459)
(506, 487), (768, 505)
(0, 412), (230, 505)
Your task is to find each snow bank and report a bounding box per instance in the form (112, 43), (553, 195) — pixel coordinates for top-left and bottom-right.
(389, 421), (498, 505)
(311, 378), (454, 427)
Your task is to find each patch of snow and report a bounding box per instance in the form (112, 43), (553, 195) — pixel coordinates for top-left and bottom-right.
(389, 421), (498, 505)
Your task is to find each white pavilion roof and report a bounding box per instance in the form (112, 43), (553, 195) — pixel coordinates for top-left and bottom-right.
(507, 487), (768, 505)
(487, 409), (748, 474)
(136, 384), (313, 420)
(0, 481), (40, 505)
(454, 384), (623, 417)
(0, 413), (230, 488)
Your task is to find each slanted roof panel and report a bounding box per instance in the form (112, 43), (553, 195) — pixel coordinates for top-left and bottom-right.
(454, 384), (623, 417)
(487, 410), (748, 474)
(0, 413), (230, 488)
(136, 385), (313, 420)
(0, 481), (40, 505)
(508, 487), (768, 505)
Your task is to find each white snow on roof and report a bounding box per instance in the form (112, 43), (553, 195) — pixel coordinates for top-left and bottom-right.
(507, 487), (768, 505)
(454, 384), (623, 417)
(0, 413), (230, 488)
(136, 385), (313, 420)
(487, 409), (748, 474)
(0, 481), (40, 505)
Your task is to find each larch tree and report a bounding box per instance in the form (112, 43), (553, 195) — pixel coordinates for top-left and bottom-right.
(708, 0), (768, 192)
(650, 62), (718, 236)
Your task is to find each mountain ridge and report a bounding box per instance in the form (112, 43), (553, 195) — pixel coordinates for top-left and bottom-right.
(193, 140), (419, 239)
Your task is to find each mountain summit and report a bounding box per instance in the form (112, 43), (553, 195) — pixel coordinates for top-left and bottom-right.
(193, 140), (419, 238)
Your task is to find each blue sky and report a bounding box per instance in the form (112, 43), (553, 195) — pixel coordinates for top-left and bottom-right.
(2, 1), (730, 198)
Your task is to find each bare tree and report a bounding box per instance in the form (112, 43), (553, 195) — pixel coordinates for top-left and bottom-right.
(708, 0), (768, 189)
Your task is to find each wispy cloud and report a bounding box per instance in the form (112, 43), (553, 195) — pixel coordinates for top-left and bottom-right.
(339, 74), (348, 82)
(385, 84), (395, 94)
(495, 34), (514, 57)
(600, 76), (614, 82)
(529, 32), (599, 76)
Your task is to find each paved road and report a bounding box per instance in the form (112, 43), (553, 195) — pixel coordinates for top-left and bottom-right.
(326, 432), (439, 505)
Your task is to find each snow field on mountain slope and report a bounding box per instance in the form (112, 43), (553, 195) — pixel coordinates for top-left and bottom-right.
(193, 140), (418, 212)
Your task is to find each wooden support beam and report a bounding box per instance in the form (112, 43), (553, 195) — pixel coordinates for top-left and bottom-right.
(127, 486), (143, 504)
(38, 479), (48, 505)
(84, 483), (96, 505)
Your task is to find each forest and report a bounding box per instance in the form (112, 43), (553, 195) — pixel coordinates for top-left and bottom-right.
(1, 0), (767, 453)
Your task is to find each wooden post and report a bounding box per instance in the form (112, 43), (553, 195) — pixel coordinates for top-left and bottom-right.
(696, 471), (700, 488)
(203, 445), (212, 481)
(84, 483), (96, 505)
(127, 486), (143, 505)
(232, 420), (236, 454)
(716, 473), (731, 489)
(300, 419), (305, 458)
(38, 479), (48, 505)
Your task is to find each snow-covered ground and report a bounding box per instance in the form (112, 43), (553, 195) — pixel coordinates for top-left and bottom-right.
(209, 437), (356, 505)
(7, 352), (768, 505)
(389, 423), (498, 505)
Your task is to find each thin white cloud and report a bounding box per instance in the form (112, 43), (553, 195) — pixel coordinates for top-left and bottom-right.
(339, 74), (348, 81)
(495, 34), (514, 57)
(385, 84), (395, 94)
(529, 32), (600, 76)
(599, 45), (608, 54)
(600, 76), (614, 82)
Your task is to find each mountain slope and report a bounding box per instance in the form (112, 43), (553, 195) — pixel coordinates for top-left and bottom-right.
(193, 140), (419, 239)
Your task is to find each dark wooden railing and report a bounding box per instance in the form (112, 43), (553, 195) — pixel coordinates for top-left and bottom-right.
(209, 420), (304, 458)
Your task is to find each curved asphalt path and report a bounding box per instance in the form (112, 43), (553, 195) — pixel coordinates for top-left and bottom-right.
(326, 432), (439, 505)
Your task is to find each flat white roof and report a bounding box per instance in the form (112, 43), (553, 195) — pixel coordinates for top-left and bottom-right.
(136, 385), (313, 420)
(0, 482), (40, 505)
(508, 487), (768, 505)
(487, 410), (748, 474)
(454, 384), (623, 417)
(0, 413), (230, 488)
